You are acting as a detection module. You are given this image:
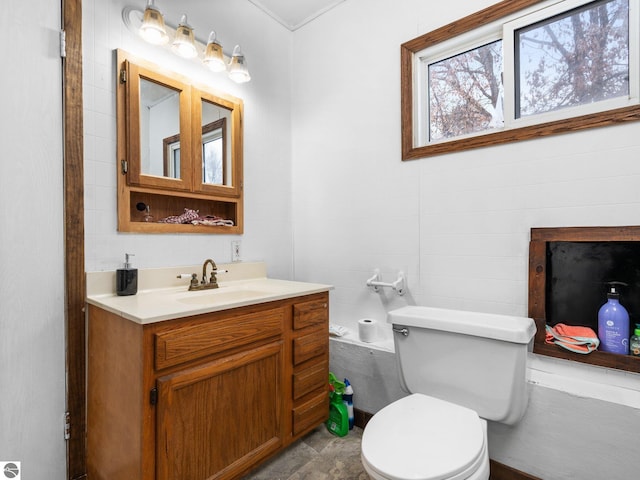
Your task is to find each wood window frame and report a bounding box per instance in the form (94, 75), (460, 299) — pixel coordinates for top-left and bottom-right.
(529, 226), (640, 373)
(401, 0), (640, 160)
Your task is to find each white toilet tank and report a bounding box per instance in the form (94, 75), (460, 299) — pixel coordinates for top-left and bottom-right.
(388, 306), (536, 425)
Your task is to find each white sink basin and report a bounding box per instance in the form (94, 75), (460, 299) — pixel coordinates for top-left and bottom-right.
(172, 285), (271, 305)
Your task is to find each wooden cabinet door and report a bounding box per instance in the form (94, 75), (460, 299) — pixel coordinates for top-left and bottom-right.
(156, 341), (284, 480)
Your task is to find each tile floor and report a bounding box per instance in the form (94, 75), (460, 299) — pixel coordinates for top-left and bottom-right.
(241, 425), (369, 480)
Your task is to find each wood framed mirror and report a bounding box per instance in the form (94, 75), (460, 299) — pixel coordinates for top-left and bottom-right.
(116, 50), (244, 233)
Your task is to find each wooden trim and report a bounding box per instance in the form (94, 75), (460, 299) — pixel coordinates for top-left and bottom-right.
(489, 460), (542, 480)
(353, 407), (374, 429)
(400, 0), (640, 160)
(528, 226), (640, 373)
(402, 0), (543, 52)
(531, 225), (640, 242)
(63, 0), (86, 478)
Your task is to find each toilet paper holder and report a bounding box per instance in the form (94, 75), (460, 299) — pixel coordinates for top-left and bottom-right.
(366, 269), (406, 296)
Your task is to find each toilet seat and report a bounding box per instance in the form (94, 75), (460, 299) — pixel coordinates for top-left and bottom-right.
(361, 394), (487, 480)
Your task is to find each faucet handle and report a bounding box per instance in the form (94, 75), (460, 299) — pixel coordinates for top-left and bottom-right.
(209, 268), (228, 284)
(176, 273), (198, 290)
(178, 273), (200, 290)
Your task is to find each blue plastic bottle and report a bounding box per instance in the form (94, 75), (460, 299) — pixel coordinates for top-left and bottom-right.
(598, 285), (630, 355)
(343, 378), (354, 430)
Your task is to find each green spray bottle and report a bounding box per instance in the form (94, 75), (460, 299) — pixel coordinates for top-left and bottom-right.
(630, 324), (640, 357)
(326, 384), (349, 437)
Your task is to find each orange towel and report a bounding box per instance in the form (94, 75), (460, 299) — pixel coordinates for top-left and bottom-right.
(545, 323), (600, 354)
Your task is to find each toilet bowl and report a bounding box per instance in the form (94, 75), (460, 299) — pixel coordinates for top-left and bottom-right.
(361, 394), (489, 480)
(360, 306), (536, 480)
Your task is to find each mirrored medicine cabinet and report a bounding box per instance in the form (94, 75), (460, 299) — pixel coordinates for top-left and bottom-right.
(116, 49), (243, 233)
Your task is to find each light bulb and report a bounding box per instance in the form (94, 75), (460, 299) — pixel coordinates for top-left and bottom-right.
(228, 45), (251, 83)
(203, 31), (226, 72)
(172, 14), (197, 59)
(139, 0), (168, 45)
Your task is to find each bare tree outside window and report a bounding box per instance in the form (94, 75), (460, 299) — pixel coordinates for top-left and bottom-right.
(428, 40), (503, 141)
(516, 0), (629, 118)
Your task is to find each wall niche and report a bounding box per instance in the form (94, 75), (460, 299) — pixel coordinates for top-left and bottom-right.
(529, 226), (640, 373)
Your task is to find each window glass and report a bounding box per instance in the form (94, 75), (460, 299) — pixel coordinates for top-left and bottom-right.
(202, 129), (224, 185)
(515, 0), (629, 118)
(428, 40), (503, 141)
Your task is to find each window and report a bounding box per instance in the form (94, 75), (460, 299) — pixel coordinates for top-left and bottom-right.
(428, 40), (504, 141)
(514, 0), (629, 119)
(402, 0), (639, 159)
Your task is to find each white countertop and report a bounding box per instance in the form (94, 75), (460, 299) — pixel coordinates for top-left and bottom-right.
(86, 262), (332, 324)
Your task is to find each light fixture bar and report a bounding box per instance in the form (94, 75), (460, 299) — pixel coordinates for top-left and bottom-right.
(122, 5), (251, 83)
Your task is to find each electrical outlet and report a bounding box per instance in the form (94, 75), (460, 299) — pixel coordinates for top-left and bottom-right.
(231, 241), (241, 262)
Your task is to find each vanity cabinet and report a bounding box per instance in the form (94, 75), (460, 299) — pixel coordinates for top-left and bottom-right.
(87, 292), (329, 480)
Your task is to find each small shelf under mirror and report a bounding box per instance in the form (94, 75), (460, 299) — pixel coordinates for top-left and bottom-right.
(119, 189), (242, 234)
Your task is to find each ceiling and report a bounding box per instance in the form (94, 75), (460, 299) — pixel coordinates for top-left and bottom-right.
(248, 0), (346, 31)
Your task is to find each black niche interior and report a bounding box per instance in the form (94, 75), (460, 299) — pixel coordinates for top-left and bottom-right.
(546, 241), (640, 330)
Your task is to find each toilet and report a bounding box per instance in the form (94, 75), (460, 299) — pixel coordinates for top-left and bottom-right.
(361, 306), (536, 480)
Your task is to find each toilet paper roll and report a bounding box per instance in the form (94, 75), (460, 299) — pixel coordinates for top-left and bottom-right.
(358, 318), (378, 343)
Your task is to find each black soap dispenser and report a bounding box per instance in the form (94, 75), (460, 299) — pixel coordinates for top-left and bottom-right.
(116, 253), (138, 296)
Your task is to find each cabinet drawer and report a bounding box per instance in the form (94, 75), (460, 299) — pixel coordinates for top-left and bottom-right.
(292, 391), (328, 436)
(293, 329), (328, 366)
(293, 297), (328, 330)
(155, 309), (284, 370)
(293, 360), (328, 400)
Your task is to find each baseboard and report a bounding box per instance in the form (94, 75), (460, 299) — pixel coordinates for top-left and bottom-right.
(488, 460), (542, 480)
(354, 408), (541, 480)
(353, 407), (374, 429)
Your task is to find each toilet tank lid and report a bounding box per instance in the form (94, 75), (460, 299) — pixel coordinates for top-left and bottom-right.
(388, 306), (536, 344)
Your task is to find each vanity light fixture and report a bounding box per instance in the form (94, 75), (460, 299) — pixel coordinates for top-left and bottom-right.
(203, 31), (227, 72)
(227, 46), (251, 84)
(122, 1), (251, 83)
(139, 0), (169, 45)
(171, 15), (198, 59)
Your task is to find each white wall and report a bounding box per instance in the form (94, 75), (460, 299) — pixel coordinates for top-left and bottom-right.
(0, 1), (66, 478)
(291, 0), (640, 478)
(83, 0), (296, 278)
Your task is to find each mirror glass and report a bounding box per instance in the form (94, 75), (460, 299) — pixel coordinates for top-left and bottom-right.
(201, 99), (231, 186)
(139, 78), (181, 178)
